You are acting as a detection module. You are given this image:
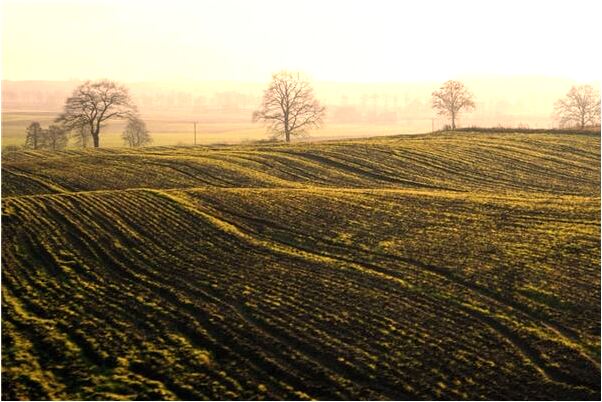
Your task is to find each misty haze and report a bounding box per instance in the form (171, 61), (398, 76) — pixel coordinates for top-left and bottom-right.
(1, 0), (600, 401)
(1, 76), (595, 147)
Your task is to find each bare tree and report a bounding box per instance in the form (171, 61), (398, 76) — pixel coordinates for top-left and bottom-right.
(44, 125), (68, 151)
(72, 124), (93, 148)
(56, 80), (137, 148)
(554, 85), (601, 129)
(122, 117), (152, 148)
(253, 71), (325, 142)
(432, 80), (475, 130)
(25, 122), (44, 149)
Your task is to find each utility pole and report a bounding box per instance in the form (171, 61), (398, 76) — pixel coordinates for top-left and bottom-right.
(193, 122), (197, 145)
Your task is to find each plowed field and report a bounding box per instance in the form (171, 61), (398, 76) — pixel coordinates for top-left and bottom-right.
(2, 132), (600, 400)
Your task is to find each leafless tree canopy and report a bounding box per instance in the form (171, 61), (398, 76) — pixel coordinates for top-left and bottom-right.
(554, 85), (601, 129)
(25, 122), (67, 151)
(122, 117), (152, 148)
(25, 122), (44, 149)
(253, 71), (325, 142)
(56, 80), (137, 148)
(45, 125), (68, 151)
(72, 125), (93, 149)
(432, 80), (475, 130)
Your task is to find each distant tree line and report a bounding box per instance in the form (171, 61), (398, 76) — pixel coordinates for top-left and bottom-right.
(24, 122), (68, 151)
(19, 77), (600, 150)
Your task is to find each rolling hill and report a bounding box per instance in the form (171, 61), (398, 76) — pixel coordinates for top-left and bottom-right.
(2, 131), (600, 400)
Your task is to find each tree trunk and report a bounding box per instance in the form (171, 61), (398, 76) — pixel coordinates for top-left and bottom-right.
(93, 126), (100, 148)
(285, 130), (290, 142)
(451, 113), (456, 130)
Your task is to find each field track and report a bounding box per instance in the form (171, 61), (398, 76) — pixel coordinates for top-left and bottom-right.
(2, 131), (600, 400)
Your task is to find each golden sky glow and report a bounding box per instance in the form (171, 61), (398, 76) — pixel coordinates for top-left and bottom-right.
(2, 0), (601, 83)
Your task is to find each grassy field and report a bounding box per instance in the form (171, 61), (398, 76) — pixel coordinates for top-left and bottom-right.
(1, 111), (415, 147)
(1, 131), (600, 399)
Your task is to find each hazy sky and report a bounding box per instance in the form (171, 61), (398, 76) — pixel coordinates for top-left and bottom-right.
(2, 0), (601, 83)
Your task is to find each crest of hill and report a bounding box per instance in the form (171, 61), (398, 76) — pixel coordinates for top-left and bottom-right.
(2, 130), (600, 197)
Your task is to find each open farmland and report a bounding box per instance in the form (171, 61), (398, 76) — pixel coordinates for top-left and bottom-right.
(1, 110), (413, 147)
(1, 131), (601, 400)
